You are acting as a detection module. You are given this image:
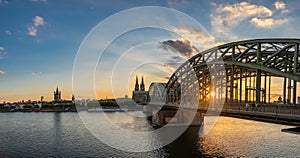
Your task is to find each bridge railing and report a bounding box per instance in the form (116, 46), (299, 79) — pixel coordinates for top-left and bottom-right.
(167, 101), (300, 116)
(223, 103), (300, 115)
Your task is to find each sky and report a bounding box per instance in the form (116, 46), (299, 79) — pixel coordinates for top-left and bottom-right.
(1, 0), (300, 102)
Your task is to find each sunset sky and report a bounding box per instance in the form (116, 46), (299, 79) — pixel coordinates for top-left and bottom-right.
(1, 0), (300, 102)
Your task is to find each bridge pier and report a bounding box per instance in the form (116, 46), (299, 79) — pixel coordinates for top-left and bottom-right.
(150, 107), (204, 127)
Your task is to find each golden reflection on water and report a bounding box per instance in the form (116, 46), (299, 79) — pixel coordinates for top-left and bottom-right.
(198, 116), (298, 157)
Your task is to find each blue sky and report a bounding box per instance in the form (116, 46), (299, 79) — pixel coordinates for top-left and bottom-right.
(0, 0), (299, 102)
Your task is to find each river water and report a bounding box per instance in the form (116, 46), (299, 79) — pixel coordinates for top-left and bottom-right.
(0, 112), (299, 157)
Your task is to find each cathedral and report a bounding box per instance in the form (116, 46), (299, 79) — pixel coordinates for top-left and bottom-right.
(132, 76), (148, 104)
(54, 86), (61, 102)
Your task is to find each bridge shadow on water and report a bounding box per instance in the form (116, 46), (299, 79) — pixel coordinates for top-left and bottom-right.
(162, 126), (211, 158)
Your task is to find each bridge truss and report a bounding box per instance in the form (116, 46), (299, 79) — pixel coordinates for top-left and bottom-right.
(166, 39), (300, 106)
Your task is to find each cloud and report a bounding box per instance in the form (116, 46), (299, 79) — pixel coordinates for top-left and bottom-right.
(0, 0), (8, 5)
(0, 71), (6, 75)
(274, 1), (285, 10)
(167, 0), (189, 6)
(0, 46), (7, 59)
(210, 1), (290, 42)
(159, 38), (198, 59)
(157, 27), (218, 68)
(215, 2), (272, 23)
(158, 38), (199, 68)
(4, 30), (11, 35)
(32, 72), (42, 76)
(172, 27), (216, 51)
(33, 16), (45, 27)
(213, 2), (273, 28)
(27, 16), (45, 37)
(27, 26), (37, 36)
(274, 1), (288, 13)
(251, 17), (288, 28)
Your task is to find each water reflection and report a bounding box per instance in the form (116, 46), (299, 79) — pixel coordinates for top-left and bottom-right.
(197, 116), (300, 157)
(51, 113), (62, 154)
(0, 113), (299, 157)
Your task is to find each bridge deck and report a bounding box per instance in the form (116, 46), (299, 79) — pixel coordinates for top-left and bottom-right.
(159, 103), (300, 126)
(221, 109), (300, 126)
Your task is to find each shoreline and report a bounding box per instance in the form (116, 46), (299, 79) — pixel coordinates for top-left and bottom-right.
(0, 106), (128, 113)
(0, 107), (78, 113)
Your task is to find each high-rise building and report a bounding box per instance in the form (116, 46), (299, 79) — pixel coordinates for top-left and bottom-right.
(132, 76), (148, 104)
(54, 86), (61, 102)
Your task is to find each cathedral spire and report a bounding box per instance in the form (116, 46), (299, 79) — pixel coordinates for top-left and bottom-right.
(135, 76), (139, 91)
(140, 76), (145, 91)
(54, 86), (61, 102)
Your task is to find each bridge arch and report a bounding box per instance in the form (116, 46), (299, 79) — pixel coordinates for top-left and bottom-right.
(166, 38), (300, 105)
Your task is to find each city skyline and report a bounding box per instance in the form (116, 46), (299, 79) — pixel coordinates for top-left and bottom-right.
(1, 0), (300, 102)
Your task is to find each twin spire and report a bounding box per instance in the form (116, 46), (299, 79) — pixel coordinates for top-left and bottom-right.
(134, 76), (145, 91)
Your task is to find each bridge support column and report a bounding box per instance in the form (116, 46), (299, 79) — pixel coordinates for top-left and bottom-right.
(230, 65), (234, 102)
(293, 43), (299, 105)
(249, 76), (252, 102)
(263, 72), (267, 103)
(225, 70), (228, 103)
(256, 69), (261, 103)
(293, 81), (297, 105)
(268, 76), (271, 104)
(230, 46), (235, 103)
(245, 70), (248, 103)
(256, 43), (261, 103)
(288, 79), (291, 104)
(239, 69), (243, 103)
(253, 77), (256, 102)
(284, 77), (287, 104)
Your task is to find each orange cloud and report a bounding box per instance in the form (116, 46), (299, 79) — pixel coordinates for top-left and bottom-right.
(27, 26), (37, 36)
(33, 16), (45, 27)
(0, 71), (6, 75)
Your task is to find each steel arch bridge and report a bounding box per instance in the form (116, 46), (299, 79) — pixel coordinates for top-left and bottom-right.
(165, 38), (300, 107)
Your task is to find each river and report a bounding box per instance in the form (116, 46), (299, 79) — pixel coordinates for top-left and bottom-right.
(0, 112), (299, 157)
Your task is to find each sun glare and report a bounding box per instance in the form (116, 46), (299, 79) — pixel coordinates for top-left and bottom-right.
(210, 91), (215, 98)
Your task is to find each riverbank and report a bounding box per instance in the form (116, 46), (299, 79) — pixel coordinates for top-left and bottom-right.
(0, 107), (78, 112)
(0, 106), (128, 113)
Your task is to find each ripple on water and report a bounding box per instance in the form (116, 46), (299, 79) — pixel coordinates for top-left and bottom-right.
(198, 116), (300, 157)
(0, 113), (299, 157)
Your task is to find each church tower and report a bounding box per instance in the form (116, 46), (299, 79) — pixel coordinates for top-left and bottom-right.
(135, 76), (139, 91)
(140, 76), (145, 91)
(132, 75), (148, 104)
(54, 86), (61, 102)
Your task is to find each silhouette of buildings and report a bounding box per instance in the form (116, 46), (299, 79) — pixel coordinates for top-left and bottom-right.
(54, 86), (61, 102)
(132, 76), (148, 104)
